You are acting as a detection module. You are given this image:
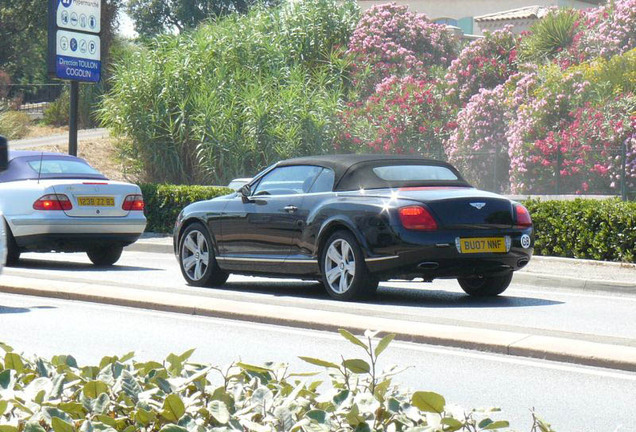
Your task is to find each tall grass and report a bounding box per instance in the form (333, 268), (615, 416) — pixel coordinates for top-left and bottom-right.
(0, 110), (31, 139)
(100, 0), (359, 185)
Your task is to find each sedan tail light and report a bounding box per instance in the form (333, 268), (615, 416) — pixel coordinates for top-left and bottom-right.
(33, 194), (72, 211)
(514, 204), (532, 227)
(398, 206), (438, 230)
(122, 194), (145, 211)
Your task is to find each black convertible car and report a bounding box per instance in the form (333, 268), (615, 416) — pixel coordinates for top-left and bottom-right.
(174, 155), (533, 300)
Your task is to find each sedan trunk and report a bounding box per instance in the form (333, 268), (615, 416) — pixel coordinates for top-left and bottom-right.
(50, 181), (136, 218)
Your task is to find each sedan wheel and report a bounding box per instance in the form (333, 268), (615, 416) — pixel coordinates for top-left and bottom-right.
(87, 245), (123, 266)
(458, 273), (513, 297)
(321, 230), (378, 301)
(179, 223), (228, 287)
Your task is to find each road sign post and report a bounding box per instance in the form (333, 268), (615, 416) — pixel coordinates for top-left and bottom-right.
(47, 0), (102, 156)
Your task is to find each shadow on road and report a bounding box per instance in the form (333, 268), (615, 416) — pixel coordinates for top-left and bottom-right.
(0, 305), (56, 314)
(13, 259), (161, 272)
(375, 286), (563, 308)
(0, 306), (31, 314)
(220, 280), (563, 308)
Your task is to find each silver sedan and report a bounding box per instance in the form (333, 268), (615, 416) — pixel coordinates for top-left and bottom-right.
(0, 150), (146, 266)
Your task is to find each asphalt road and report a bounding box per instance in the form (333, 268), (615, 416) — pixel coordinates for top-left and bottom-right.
(9, 128), (109, 149)
(3, 250), (636, 348)
(0, 290), (634, 432)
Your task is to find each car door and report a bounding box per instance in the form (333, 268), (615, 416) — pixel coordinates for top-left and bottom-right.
(218, 165), (322, 272)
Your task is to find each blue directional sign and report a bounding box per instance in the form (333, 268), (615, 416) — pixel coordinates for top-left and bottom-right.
(55, 30), (101, 82)
(49, 0), (101, 83)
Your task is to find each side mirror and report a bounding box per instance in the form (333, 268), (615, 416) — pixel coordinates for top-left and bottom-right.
(0, 136), (8, 172)
(239, 184), (251, 201)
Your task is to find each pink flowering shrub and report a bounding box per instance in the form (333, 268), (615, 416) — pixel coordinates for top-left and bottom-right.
(507, 69), (590, 193)
(446, 85), (511, 192)
(338, 76), (451, 157)
(337, 0), (634, 197)
(547, 0), (636, 68)
(523, 105), (631, 193)
(606, 105), (636, 193)
(347, 3), (458, 96)
(507, 64), (635, 194)
(445, 27), (518, 105)
(583, 0), (636, 59)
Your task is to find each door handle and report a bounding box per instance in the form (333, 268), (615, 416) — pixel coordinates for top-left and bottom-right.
(284, 205), (298, 213)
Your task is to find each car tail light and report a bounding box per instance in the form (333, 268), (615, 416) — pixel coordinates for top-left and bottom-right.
(398, 206), (438, 230)
(122, 194), (145, 211)
(514, 204), (532, 227)
(33, 194), (72, 211)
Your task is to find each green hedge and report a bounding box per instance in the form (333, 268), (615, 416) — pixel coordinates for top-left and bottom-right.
(0, 329), (553, 431)
(139, 184), (636, 263)
(523, 198), (636, 262)
(140, 184), (232, 233)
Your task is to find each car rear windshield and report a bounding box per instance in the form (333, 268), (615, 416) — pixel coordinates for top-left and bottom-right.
(335, 161), (470, 191)
(28, 159), (102, 176)
(372, 165), (459, 182)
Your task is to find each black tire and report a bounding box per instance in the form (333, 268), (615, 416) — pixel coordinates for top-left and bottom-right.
(320, 230), (378, 301)
(87, 246), (123, 266)
(458, 272), (513, 297)
(179, 222), (229, 287)
(4, 222), (21, 266)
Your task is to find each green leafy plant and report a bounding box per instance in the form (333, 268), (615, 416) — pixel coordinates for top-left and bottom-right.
(523, 198), (636, 262)
(42, 89), (69, 126)
(43, 85), (102, 129)
(101, 0), (359, 185)
(139, 183), (232, 233)
(0, 330), (553, 431)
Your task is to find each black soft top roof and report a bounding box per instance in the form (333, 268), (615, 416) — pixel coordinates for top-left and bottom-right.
(277, 154), (470, 191)
(0, 150), (107, 182)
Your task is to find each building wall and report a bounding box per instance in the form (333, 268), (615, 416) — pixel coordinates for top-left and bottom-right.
(357, 0), (599, 34)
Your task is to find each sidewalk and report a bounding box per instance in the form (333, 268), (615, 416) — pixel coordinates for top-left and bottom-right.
(127, 234), (636, 292)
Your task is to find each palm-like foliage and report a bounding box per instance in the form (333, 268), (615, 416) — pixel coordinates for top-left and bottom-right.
(520, 9), (580, 63)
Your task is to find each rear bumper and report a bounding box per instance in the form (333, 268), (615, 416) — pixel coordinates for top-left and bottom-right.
(365, 228), (534, 280)
(9, 215), (146, 237)
(8, 215), (146, 253)
(15, 232), (144, 253)
(367, 250), (532, 280)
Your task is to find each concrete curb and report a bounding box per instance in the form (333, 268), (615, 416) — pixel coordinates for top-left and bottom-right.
(126, 240), (173, 254)
(0, 275), (634, 372)
(126, 239), (636, 293)
(512, 272), (636, 293)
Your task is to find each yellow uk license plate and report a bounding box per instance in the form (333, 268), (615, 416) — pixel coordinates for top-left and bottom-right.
(77, 196), (115, 207)
(459, 237), (506, 253)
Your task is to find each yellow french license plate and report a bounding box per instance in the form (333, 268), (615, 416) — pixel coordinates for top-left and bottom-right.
(459, 237), (506, 253)
(77, 196), (115, 207)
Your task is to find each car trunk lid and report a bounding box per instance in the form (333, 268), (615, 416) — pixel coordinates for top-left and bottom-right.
(342, 187), (515, 229)
(397, 187), (514, 228)
(50, 180), (138, 217)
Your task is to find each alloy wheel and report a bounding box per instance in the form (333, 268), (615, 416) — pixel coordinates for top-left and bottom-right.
(324, 238), (356, 294)
(181, 229), (210, 281)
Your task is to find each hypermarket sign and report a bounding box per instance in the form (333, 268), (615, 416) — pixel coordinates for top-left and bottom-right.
(48, 0), (102, 83)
